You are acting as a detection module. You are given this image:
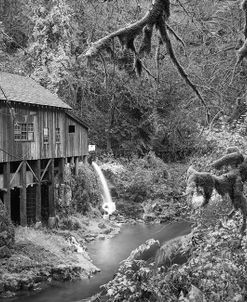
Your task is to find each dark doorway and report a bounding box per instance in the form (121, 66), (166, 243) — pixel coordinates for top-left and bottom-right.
(41, 184), (49, 224)
(11, 187), (20, 225)
(27, 185), (36, 225)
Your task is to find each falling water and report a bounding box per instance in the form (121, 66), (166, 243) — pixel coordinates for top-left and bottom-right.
(92, 162), (116, 217)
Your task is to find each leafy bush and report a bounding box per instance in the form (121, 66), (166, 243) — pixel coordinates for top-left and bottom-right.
(59, 215), (85, 230)
(102, 239), (159, 302)
(98, 152), (186, 220)
(116, 152), (170, 202)
(153, 215), (247, 302)
(99, 126), (247, 301)
(98, 152), (188, 220)
(99, 211), (247, 302)
(70, 164), (102, 215)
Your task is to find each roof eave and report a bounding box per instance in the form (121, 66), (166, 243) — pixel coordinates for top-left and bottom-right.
(65, 111), (89, 129)
(0, 99), (72, 110)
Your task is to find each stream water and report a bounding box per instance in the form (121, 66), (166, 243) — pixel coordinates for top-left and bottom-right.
(11, 221), (190, 302)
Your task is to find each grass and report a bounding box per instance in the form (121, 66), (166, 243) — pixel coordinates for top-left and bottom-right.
(15, 226), (71, 261)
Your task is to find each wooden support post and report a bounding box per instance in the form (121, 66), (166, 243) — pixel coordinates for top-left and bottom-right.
(3, 162), (10, 218)
(83, 155), (88, 164)
(20, 161), (27, 226)
(74, 157), (79, 176)
(48, 158), (55, 218)
(10, 161), (23, 187)
(40, 159), (52, 181)
(58, 157), (66, 209)
(35, 160), (41, 222)
(58, 158), (65, 184)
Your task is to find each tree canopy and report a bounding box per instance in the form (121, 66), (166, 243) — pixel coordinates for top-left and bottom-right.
(1, 0), (247, 158)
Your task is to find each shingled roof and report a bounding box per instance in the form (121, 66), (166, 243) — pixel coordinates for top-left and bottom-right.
(0, 72), (71, 109)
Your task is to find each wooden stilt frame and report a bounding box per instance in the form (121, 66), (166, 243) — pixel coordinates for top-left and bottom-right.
(35, 159), (41, 222)
(74, 156), (79, 176)
(10, 161), (23, 187)
(48, 158), (55, 217)
(83, 155), (88, 164)
(58, 158), (65, 184)
(3, 162), (10, 217)
(40, 159), (52, 181)
(20, 161), (27, 226)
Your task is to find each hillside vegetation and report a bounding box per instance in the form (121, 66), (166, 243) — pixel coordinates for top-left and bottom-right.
(1, 0), (247, 157)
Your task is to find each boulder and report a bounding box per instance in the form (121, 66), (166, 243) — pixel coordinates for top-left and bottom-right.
(0, 281), (4, 293)
(125, 238), (160, 262)
(143, 213), (156, 222)
(98, 222), (106, 229)
(103, 228), (112, 234)
(98, 235), (105, 240)
(4, 275), (21, 292)
(179, 285), (206, 302)
(156, 234), (192, 268)
(0, 246), (11, 258)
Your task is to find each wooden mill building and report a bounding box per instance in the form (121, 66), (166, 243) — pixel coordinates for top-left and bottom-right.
(0, 72), (88, 226)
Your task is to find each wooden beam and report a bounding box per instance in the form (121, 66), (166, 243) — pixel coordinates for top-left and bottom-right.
(74, 156), (79, 176)
(35, 160), (41, 222)
(48, 158), (55, 217)
(40, 159), (52, 181)
(10, 161), (23, 186)
(58, 158), (65, 184)
(20, 161), (27, 226)
(26, 161), (39, 182)
(3, 162), (10, 218)
(83, 155), (88, 164)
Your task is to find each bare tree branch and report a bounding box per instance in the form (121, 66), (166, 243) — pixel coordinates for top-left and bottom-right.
(157, 17), (208, 112)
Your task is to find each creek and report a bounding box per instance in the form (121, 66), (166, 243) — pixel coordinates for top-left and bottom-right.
(11, 221), (190, 302)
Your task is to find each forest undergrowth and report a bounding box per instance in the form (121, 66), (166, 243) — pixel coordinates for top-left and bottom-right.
(2, 126), (247, 301)
(94, 126), (247, 302)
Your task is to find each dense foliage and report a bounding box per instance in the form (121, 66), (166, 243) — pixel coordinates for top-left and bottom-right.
(89, 127), (247, 302)
(56, 163), (102, 219)
(99, 151), (188, 220)
(2, 1), (247, 299)
(1, 0), (247, 158)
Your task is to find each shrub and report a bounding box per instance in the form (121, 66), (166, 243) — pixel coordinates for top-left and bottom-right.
(70, 164), (102, 215)
(115, 152), (170, 202)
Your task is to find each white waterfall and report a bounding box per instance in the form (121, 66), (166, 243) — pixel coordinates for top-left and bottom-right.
(92, 162), (116, 217)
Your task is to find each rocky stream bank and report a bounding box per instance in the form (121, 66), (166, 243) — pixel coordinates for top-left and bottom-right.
(0, 212), (132, 299)
(0, 155), (190, 300)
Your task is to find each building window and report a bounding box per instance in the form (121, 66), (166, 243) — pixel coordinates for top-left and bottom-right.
(55, 128), (60, 143)
(14, 123), (34, 141)
(69, 125), (75, 133)
(43, 127), (49, 144)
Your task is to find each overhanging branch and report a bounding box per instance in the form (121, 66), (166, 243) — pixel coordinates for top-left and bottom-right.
(81, 0), (170, 58)
(80, 0), (208, 116)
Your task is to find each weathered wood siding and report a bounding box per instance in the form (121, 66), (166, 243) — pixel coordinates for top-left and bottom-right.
(65, 116), (88, 157)
(0, 102), (88, 162)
